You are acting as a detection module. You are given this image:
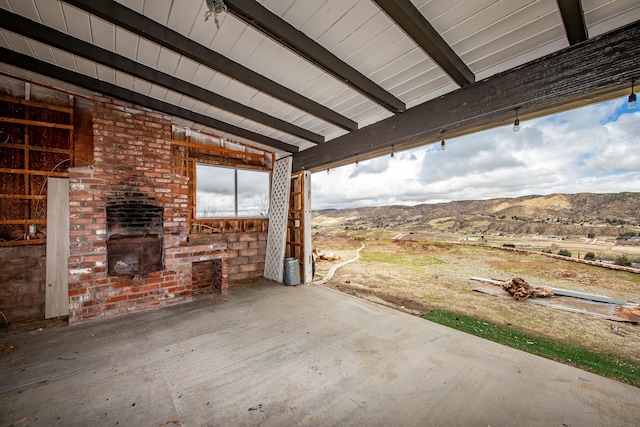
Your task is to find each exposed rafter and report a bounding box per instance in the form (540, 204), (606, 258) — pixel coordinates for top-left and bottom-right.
(62, 0), (358, 131)
(372, 0), (474, 87)
(293, 20), (640, 171)
(224, 0), (406, 113)
(0, 48), (299, 153)
(556, 0), (588, 45)
(0, 9), (324, 145)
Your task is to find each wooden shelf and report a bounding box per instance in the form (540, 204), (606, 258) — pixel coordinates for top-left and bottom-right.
(0, 116), (73, 129)
(0, 238), (46, 247)
(0, 194), (47, 200)
(0, 168), (69, 177)
(0, 95), (73, 113)
(0, 219), (47, 225)
(1, 142), (73, 154)
(189, 218), (268, 234)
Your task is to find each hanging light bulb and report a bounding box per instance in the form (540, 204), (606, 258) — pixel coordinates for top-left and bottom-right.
(355, 152), (359, 168)
(513, 107), (520, 132)
(326, 167), (330, 174)
(390, 145), (395, 158)
(628, 79), (637, 110)
(440, 130), (446, 151)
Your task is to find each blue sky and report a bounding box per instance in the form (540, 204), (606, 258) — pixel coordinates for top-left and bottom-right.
(311, 98), (640, 211)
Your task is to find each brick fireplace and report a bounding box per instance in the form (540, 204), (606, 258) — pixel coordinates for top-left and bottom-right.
(67, 96), (229, 324)
(106, 197), (164, 276)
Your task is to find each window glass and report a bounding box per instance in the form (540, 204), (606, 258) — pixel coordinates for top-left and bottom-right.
(237, 169), (270, 217)
(196, 163), (269, 218)
(196, 164), (235, 217)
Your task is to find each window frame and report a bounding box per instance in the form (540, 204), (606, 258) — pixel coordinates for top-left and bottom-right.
(170, 136), (274, 235)
(195, 163), (271, 219)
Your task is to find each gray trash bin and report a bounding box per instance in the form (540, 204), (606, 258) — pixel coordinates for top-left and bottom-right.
(283, 257), (300, 286)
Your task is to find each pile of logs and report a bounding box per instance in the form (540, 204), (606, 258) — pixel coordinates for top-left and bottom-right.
(501, 277), (554, 301)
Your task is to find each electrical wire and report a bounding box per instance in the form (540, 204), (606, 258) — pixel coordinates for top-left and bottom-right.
(28, 158), (93, 237)
(0, 233), (27, 243)
(33, 157), (93, 214)
(33, 158), (72, 218)
(0, 129), (9, 143)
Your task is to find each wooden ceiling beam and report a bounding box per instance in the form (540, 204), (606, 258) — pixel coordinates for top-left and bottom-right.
(62, 0), (357, 131)
(0, 9), (324, 145)
(556, 0), (588, 45)
(373, 0), (475, 87)
(0, 48), (299, 153)
(293, 20), (640, 172)
(224, 0), (406, 113)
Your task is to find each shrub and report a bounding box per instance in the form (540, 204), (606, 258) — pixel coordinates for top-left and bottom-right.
(584, 252), (596, 261)
(558, 249), (572, 257)
(614, 255), (633, 267)
(617, 231), (637, 240)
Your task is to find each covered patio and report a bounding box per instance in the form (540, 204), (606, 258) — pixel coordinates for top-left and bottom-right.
(1, 1), (639, 324)
(2, 280), (639, 426)
(1, 3), (640, 422)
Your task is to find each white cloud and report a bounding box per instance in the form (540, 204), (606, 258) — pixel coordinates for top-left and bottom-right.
(349, 157), (390, 178)
(311, 99), (640, 210)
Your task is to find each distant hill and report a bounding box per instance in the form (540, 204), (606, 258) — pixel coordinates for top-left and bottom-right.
(312, 193), (640, 237)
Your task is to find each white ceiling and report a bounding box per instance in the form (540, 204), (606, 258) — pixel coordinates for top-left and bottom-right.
(1, 0), (639, 154)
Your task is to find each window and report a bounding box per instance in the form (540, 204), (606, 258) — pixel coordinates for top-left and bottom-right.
(196, 164), (270, 218)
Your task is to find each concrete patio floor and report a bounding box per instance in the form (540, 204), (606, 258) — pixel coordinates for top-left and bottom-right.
(1, 280), (639, 426)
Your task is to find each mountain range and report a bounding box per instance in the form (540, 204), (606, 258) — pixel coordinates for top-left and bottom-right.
(312, 193), (640, 237)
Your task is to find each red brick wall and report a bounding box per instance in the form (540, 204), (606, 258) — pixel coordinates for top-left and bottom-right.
(191, 258), (226, 293)
(192, 260), (216, 293)
(67, 96), (230, 324)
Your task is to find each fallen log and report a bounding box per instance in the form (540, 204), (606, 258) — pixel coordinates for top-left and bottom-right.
(500, 277), (554, 301)
(470, 277), (638, 306)
(471, 277), (640, 322)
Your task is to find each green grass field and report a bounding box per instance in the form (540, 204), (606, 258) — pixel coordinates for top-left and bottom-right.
(424, 309), (640, 388)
